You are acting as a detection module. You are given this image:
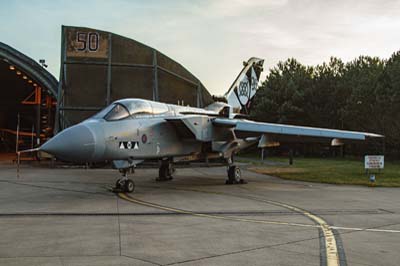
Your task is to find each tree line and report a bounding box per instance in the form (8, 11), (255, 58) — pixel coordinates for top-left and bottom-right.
(251, 52), (400, 157)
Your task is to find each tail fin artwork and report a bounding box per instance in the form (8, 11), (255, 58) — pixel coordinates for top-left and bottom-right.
(224, 57), (264, 114)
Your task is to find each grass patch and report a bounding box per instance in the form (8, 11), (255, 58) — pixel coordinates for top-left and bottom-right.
(246, 156), (400, 187)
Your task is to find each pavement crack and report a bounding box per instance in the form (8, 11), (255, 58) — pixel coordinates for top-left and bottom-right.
(122, 255), (162, 266)
(378, 208), (395, 214)
(163, 235), (326, 265)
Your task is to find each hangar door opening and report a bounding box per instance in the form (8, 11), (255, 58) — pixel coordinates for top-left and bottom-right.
(0, 43), (58, 159)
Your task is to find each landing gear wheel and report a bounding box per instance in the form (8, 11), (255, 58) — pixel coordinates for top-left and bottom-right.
(124, 179), (135, 193)
(226, 165), (244, 184)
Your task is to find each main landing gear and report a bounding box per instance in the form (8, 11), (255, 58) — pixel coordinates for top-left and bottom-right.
(157, 159), (174, 182)
(225, 157), (246, 185)
(225, 165), (245, 184)
(115, 169), (135, 193)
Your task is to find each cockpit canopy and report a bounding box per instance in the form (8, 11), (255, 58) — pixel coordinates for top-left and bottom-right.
(96, 98), (170, 121)
(117, 98), (153, 116)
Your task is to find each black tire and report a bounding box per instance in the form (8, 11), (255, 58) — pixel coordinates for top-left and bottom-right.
(227, 165), (241, 183)
(158, 165), (167, 179)
(158, 163), (173, 181)
(227, 166), (234, 180)
(124, 179), (135, 193)
(115, 179), (123, 189)
(233, 167), (241, 183)
(168, 165), (175, 177)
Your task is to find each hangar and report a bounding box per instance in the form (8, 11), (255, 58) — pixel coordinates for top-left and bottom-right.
(56, 26), (213, 130)
(1, 26), (215, 157)
(0, 42), (58, 156)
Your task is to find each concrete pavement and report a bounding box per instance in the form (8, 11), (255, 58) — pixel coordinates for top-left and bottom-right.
(0, 162), (398, 265)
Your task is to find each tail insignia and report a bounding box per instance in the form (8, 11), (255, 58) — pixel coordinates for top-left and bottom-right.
(224, 57), (264, 113)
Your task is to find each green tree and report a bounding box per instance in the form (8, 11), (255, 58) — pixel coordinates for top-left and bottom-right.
(250, 52), (400, 157)
(340, 56), (385, 132)
(252, 58), (312, 125)
(305, 57), (345, 128)
(376, 52), (400, 155)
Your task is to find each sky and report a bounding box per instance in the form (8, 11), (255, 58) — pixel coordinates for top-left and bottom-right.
(1, 0), (400, 95)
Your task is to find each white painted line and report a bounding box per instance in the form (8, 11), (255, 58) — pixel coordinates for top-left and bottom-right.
(331, 226), (400, 233)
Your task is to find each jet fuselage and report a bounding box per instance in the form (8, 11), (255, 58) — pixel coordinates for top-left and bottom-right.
(41, 99), (226, 163)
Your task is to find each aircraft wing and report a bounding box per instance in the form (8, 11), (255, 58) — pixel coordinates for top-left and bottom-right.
(213, 118), (383, 145)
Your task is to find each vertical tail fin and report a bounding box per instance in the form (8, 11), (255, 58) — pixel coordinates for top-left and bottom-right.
(224, 57), (264, 114)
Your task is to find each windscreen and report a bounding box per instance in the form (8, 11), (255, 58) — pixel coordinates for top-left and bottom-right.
(92, 104), (115, 119)
(117, 99), (152, 116)
(104, 104), (130, 121)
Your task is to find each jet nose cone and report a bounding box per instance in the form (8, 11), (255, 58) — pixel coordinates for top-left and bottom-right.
(41, 124), (95, 162)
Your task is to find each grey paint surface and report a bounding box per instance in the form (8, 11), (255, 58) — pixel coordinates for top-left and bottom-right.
(0, 163), (399, 266)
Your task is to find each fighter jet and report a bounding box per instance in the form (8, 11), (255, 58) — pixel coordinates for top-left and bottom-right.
(39, 58), (383, 193)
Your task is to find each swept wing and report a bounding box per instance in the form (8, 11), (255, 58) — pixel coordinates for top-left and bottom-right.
(213, 118), (383, 143)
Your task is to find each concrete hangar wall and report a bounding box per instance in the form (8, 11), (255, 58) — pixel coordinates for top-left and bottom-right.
(57, 25), (214, 130)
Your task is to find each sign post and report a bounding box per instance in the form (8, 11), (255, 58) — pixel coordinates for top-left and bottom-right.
(364, 155), (384, 184)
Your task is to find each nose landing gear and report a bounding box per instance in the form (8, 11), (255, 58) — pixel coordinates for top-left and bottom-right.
(114, 168), (135, 193)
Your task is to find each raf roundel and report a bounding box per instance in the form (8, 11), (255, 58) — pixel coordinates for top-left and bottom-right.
(142, 134), (147, 144)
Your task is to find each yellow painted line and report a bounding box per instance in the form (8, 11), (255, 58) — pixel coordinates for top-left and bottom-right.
(331, 226), (400, 234)
(118, 192), (340, 266)
(265, 201), (339, 266)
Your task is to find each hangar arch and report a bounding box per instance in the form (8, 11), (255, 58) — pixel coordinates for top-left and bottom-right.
(0, 42), (58, 156)
(57, 26), (214, 130)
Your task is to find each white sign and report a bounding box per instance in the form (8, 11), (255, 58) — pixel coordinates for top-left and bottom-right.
(365, 155), (384, 169)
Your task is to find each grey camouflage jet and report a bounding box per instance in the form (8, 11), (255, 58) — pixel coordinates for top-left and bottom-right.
(38, 58), (383, 193)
